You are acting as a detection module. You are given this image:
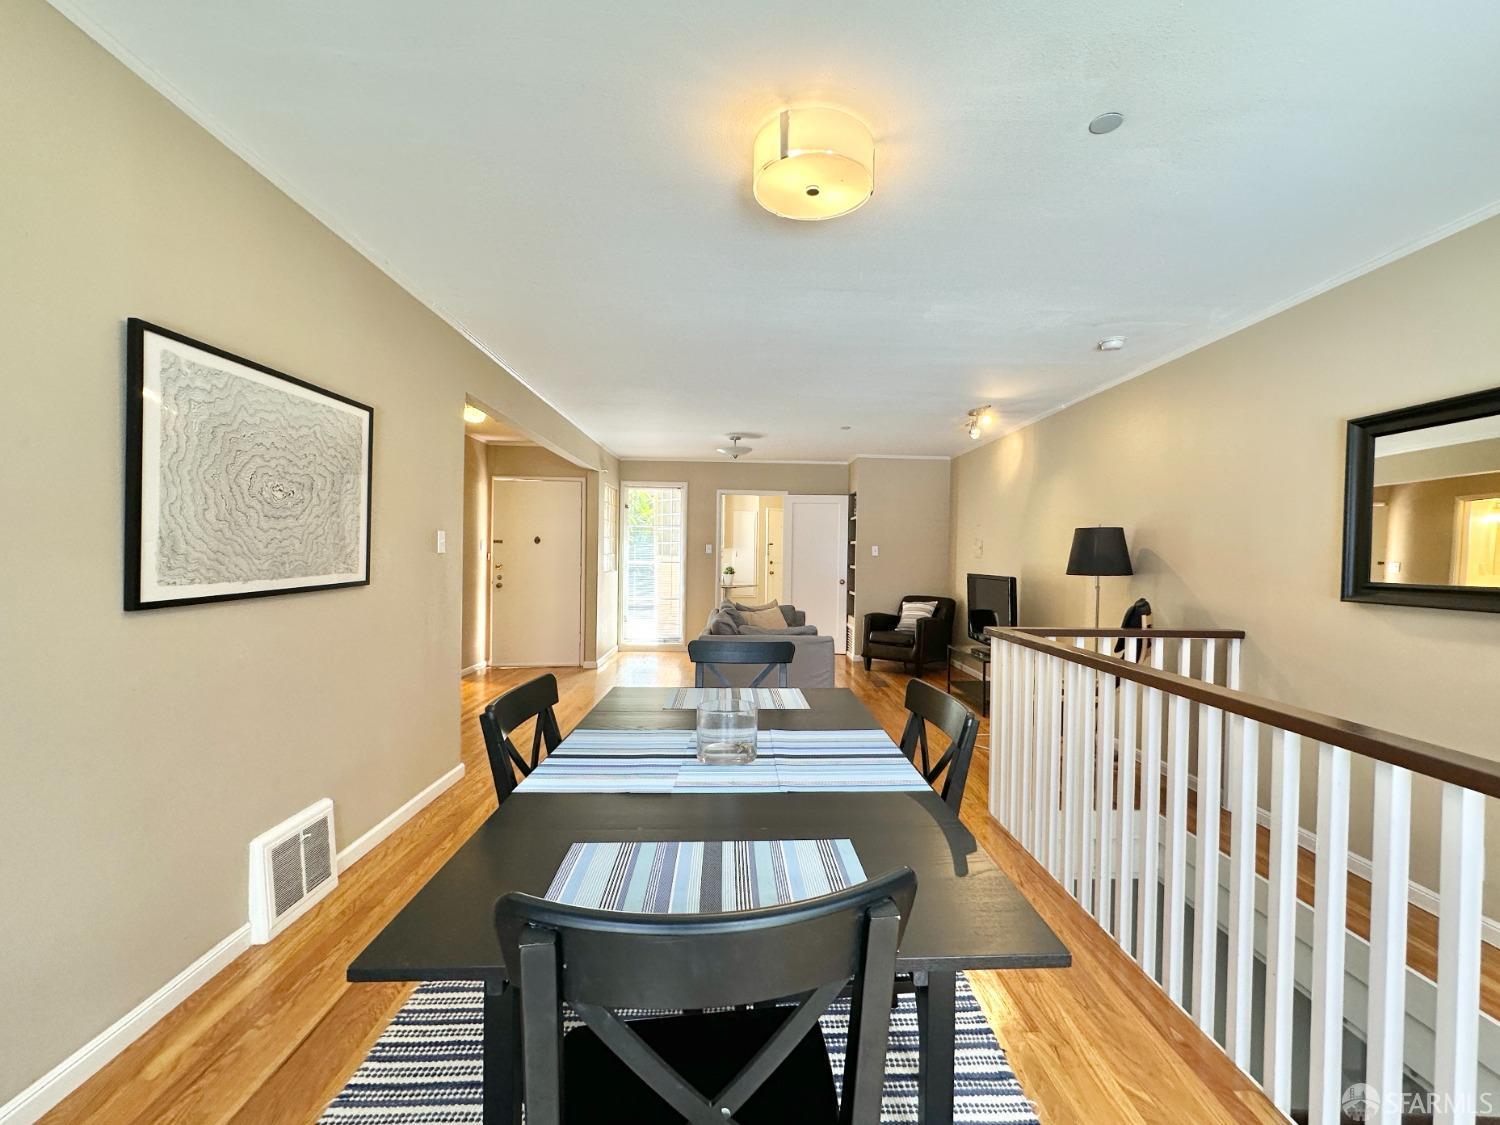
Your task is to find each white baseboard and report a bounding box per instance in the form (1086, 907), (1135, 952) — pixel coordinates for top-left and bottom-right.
(460, 661), (487, 677)
(338, 761), (465, 873)
(0, 760), (466, 1125)
(0, 924), (253, 1124)
(594, 646), (618, 670)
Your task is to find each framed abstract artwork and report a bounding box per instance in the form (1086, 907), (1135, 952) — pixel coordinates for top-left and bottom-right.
(125, 319), (374, 610)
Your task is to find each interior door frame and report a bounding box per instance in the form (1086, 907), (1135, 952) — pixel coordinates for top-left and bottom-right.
(713, 489), (788, 604)
(782, 493), (851, 654)
(489, 475), (586, 667)
(618, 480), (689, 650)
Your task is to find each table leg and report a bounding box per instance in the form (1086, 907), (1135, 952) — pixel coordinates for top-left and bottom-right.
(982, 657), (989, 717)
(915, 969), (956, 1125)
(946, 651), (953, 695)
(483, 980), (522, 1125)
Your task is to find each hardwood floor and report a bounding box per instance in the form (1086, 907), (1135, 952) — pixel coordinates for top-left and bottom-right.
(42, 652), (1281, 1124)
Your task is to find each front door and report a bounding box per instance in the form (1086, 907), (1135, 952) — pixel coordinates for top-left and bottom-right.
(490, 478), (584, 666)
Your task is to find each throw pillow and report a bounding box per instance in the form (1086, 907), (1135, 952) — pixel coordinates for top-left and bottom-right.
(738, 606), (788, 630)
(731, 599), (779, 613)
(895, 600), (938, 633)
(738, 624), (818, 636)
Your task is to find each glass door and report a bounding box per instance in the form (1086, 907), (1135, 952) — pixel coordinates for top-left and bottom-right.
(621, 483), (686, 645)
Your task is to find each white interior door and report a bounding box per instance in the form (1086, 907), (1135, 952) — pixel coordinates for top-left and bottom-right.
(490, 478), (584, 666)
(784, 495), (849, 654)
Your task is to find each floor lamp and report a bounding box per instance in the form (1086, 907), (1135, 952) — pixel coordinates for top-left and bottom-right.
(1067, 526), (1133, 628)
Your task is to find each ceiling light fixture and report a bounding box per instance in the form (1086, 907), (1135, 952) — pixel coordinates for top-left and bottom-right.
(966, 406), (994, 440)
(1088, 112), (1124, 135)
(1097, 336), (1126, 351)
(462, 404), (487, 424)
(717, 434), (754, 460)
(753, 107), (874, 221)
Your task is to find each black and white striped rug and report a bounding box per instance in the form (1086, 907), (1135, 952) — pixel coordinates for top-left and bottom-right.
(322, 975), (1041, 1123)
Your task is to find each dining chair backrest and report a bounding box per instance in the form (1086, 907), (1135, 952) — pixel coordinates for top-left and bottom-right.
(494, 866), (917, 1125)
(686, 638), (795, 688)
(898, 680), (979, 813)
(479, 673), (563, 805)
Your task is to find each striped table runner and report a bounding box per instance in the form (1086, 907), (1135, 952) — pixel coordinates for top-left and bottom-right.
(663, 687), (809, 710)
(514, 728), (929, 794)
(545, 839), (865, 912)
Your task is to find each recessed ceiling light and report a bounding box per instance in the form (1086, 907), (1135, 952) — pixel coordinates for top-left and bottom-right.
(753, 107), (874, 221)
(1097, 336), (1126, 351)
(1088, 112), (1124, 135)
(462, 404), (487, 424)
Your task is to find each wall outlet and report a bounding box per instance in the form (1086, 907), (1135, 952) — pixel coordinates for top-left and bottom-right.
(436, 531), (447, 554)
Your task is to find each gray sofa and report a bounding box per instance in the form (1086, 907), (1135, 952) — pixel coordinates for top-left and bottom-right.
(698, 603), (836, 688)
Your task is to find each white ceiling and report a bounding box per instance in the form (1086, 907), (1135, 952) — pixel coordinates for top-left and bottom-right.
(55, 0), (1500, 459)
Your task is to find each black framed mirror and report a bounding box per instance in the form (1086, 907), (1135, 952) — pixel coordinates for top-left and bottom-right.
(1342, 385), (1500, 612)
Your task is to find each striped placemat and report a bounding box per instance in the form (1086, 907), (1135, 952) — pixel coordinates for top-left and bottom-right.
(545, 839), (865, 912)
(513, 728), (929, 794)
(663, 687), (809, 710)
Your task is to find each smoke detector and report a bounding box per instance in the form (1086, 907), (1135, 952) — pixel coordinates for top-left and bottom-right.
(717, 434), (754, 460)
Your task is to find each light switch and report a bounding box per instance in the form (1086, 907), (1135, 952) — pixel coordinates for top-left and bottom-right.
(705, 543), (713, 555)
(974, 538), (984, 557)
(871, 545), (879, 557)
(436, 531), (447, 554)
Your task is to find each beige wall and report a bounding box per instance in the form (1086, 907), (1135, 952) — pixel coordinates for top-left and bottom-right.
(950, 213), (1500, 909)
(0, 0), (614, 1103)
(850, 458), (954, 649)
(461, 436), (488, 669)
(617, 462), (850, 635)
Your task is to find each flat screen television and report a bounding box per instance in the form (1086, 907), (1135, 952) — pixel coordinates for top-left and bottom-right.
(966, 573), (1018, 642)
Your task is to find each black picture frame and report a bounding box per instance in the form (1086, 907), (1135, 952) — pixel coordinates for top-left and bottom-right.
(125, 318), (374, 610)
(1341, 384), (1500, 613)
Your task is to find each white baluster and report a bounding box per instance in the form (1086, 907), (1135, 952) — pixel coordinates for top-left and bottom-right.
(1061, 657), (1081, 899)
(1433, 783), (1485, 1125)
(1366, 762), (1411, 1125)
(1096, 637), (1116, 928)
(1136, 638), (1166, 977)
(1078, 638), (1097, 914)
(989, 640), (1008, 826)
(1043, 654), (1063, 876)
(1191, 639), (1221, 1033)
(1116, 638), (1140, 951)
(1225, 717), (1259, 1068)
(1162, 639), (1192, 1004)
(1309, 743), (1351, 1125)
(1005, 642), (1022, 831)
(1020, 648), (1032, 852)
(1263, 730), (1301, 1112)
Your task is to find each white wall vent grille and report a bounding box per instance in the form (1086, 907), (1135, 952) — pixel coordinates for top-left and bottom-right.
(249, 798), (337, 944)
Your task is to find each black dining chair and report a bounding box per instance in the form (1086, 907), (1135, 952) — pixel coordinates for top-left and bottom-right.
(686, 639), (796, 689)
(898, 680), (980, 813)
(478, 674), (564, 805)
(494, 867), (916, 1125)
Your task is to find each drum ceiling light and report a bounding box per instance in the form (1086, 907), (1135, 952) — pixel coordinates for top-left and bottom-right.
(753, 107), (874, 221)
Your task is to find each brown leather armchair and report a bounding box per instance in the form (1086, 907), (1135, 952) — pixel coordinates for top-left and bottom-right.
(862, 595), (956, 676)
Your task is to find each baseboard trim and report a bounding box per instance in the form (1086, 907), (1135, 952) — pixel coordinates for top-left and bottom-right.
(338, 761), (465, 873)
(460, 661), (487, 677)
(0, 924), (253, 1124)
(0, 759), (466, 1125)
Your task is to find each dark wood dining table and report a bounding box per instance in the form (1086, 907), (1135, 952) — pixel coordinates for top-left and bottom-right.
(348, 685), (1069, 1123)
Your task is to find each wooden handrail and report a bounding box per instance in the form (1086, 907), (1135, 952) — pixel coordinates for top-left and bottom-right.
(1013, 627), (1246, 640)
(986, 627), (1500, 799)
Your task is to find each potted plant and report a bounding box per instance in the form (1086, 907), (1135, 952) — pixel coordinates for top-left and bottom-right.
(721, 565), (735, 586)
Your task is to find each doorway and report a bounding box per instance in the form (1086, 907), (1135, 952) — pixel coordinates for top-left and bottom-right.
(489, 477), (585, 666)
(715, 491), (787, 606)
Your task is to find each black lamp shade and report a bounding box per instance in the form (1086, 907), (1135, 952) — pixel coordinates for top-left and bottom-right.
(1067, 526), (1133, 576)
